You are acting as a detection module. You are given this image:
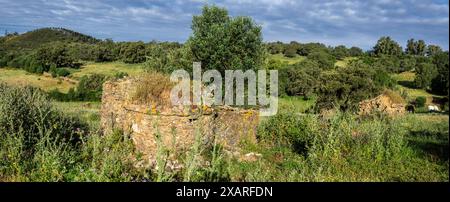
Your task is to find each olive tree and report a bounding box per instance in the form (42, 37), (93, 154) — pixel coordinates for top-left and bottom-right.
(188, 5), (265, 74)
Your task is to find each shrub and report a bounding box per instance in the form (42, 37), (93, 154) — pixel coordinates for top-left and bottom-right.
(283, 59), (321, 97)
(48, 74), (106, 101)
(297, 43), (329, 56)
(373, 55), (401, 73)
(383, 89), (405, 104)
(283, 46), (297, 58)
(0, 84), (86, 152)
(307, 51), (336, 70)
(258, 112), (317, 155)
(414, 62), (438, 90)
(315, 63), (382, 111)
(56, 68), (70, 77)
(145, 45), (192, 74)
(49, 66), (70, 77)
(258, 110), (406, 164)
(399, 56), (416, 72)
(121, 42), (146, 64)
(114, 72), (129, 79)
(415, 96), (426, 108)
(75, 74), (107, 101)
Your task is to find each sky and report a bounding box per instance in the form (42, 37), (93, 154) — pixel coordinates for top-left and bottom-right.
(0, 0), (448, 50)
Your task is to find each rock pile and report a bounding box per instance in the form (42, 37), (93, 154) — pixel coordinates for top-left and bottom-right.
(359, 93), (406, 116)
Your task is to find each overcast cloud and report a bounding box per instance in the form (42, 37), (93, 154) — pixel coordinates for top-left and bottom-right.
(0, 0), (448, 49)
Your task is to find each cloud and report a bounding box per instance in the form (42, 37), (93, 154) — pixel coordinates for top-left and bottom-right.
(0, 0), (448, 49)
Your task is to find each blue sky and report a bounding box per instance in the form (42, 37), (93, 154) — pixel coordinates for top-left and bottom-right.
(0, 0), (448, 50)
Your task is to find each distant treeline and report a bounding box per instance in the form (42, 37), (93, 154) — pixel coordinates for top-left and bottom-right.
(0, 27), (182, 74)
(267, 37), (449, 100)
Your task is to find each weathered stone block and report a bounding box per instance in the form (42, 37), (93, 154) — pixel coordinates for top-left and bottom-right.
(100, 77), (258, 164)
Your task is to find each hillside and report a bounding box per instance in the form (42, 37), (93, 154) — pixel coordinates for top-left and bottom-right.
(0, 27), (100, 51)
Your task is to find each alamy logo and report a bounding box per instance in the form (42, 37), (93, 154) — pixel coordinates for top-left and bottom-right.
(169, 62), (278, 116)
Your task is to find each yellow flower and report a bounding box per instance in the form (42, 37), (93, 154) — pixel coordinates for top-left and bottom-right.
(151, 105), (157, 114)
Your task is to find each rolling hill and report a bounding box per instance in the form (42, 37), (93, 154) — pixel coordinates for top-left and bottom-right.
(0, 27), (100, 51)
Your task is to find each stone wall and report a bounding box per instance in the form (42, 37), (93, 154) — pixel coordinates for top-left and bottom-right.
(100, 77), (259, 164)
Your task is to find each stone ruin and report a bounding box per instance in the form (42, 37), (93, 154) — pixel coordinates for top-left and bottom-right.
(100, 76), (259, 166)
(358, 92), (406, 116)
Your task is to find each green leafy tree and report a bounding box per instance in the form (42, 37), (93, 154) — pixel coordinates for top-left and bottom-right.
(332, 45), (349, 60)
(415, 40), (427, 56)
(283, 45), (298, 58)
(399, 56), (416, 72)
(373, 55), (401, 73)
(315, 61), (383, 111)
(307, 51), (336, 70)
(188, 5), (265, 74)
(267, 41), (285, 54)
(283, 59), (321, 98)
(35, 42), (75, 68)
(348, 46), (363, 57)
(94, 41), (115, 62)
(373, 36), (402, 56)
(415, 96), (426, 108)
(414, 62), (438, 90)
(297, 43), (329, 56)
(406, 39), (416, 55)
(145, 44), (192, 74)
(431, 51), (449, 95)
(427, 45), (443, 57)
(406, 39), (427, 56)
(121, 42), (146, 64)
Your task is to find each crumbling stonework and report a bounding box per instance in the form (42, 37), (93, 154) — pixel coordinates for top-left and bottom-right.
(359, 93), (406, 116)
(100, 77), (259, 165)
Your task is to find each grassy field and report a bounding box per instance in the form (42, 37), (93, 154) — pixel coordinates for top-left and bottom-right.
(70, 62), (144, 79)
(53, 101), (101, 128)
(335, 57), (357, 68)
(0, 62), (145, 92)
(0, 68), (75, 93)
(391, 71), (445, 105)
(269, 54), (306, 65)
(278, 96), (316, 113)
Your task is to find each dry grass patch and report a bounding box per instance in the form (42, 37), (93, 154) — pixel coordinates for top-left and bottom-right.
(383, 89), (405, 104)
(133, 71), (175, 105)
(0, 68), (75, 93)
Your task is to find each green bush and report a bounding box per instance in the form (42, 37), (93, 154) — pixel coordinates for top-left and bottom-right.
(315, 63), (382, 111)
(399, 56), (416, 72)
(414, 62), (438, 90)
(49, 66), (70, 77)
(282, 59), (321, 97)
(415, 96), (426, 108)
(56, 68), (70, 77)
(258, 110), (406, 165)
(307, 51), (336, 69)
(114, 72), (129, 79)
(49, 74), (106, 101)
(0, 84), (86, 152)
(258, 112), (317, 155)
(283, 46), (297, 58)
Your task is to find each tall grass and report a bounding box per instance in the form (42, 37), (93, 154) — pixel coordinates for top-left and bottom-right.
(1, 84), (447, 181)
(0, 84), (138, 182)
(249, 110), (448, 182)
